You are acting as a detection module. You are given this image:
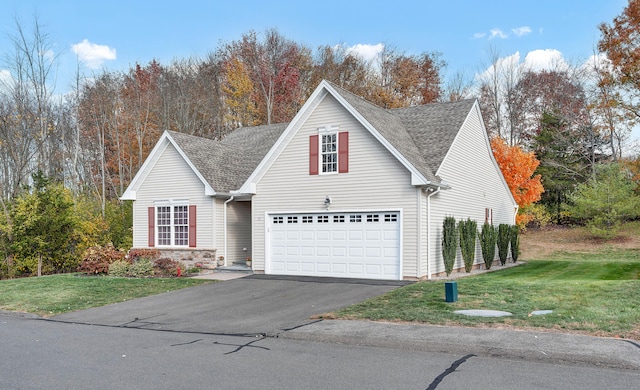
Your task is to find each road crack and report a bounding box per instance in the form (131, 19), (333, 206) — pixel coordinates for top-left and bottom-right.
(426, 354), (476, 390)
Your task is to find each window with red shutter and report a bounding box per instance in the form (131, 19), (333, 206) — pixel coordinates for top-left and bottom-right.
(309, 135), (319, 175)
(189, 205), (196, 247)
(338, 131), (348, 173)
(148, 207), (155, 247)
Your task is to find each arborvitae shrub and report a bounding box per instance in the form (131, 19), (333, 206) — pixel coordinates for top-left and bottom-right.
(480, 223), (497, 269)
(497, 224), (511, 265)
(510, 225), (520, 262)
(458, 218), (478, 273)
(442, 216), (458, 276)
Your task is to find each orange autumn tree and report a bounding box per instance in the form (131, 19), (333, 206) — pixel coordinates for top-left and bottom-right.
(491, 137), (544, 225)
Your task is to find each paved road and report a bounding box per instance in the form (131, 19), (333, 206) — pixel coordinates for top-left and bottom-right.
(52, 275), (408, 336)
(1, 315), (639, 390)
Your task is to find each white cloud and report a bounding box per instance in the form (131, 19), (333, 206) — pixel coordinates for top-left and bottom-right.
(476, 26), (533, 40)
(523, 49), (569, 71)
(512, 26), (532, 37)
(489, 28), (507, 39)
(72, 39), (116, 69)
(0, 69), (12, 86)
(476, 49), (573, 83)
(476, 52), (522, 82)
(344, 43), (385, 62)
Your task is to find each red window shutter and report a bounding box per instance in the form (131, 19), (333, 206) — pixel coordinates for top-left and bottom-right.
(189, 205), (196, 248)
(338, 131), (349, 173)
(309, 135), (319, 175)
(148, 207), (155, 247)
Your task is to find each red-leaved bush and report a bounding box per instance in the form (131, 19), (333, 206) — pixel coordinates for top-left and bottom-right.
(78, 244), (126, 274)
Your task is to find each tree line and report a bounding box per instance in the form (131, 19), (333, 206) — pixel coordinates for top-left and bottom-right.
(2, 2), (640, 277)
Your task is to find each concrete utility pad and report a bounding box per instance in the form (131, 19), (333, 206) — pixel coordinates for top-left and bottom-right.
(530, 310), (553, 316)
(454, 309), (513, 317)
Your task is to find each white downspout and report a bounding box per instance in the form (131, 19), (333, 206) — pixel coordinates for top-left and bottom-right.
(223, 196), (235, 266)
(426, 187), (441, 280)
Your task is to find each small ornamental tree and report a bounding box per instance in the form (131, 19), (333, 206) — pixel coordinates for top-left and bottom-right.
(458, 218), (477, 273)
(480, 223), (497, 269)
(568, 163), (640, 238)
(441, 216), (458, 276)
(497, 224), (511, 265)
(510, 225), (520, 262)
(491, 137), (544, 226)
(11, 172), (78, 276)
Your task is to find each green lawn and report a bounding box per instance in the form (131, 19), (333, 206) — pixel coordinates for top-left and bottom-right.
(0, 274), (211, 316)
(335, 248), (640, 339)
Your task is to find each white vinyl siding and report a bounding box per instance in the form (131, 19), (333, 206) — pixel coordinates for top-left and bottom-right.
(429, 105), (517, 276)
(132, 143), (214, 249)
(253, 94), (419, 278)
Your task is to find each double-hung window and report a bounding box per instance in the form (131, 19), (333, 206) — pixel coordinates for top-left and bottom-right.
(154, 201), (191, 247)
(321, 132), (337, 173)
(309, 126), (348, 175)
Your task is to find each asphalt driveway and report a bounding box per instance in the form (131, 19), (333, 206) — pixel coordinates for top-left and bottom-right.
(52, 275), (408, 336)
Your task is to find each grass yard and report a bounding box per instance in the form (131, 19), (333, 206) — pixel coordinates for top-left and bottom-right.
(0, 274), (211, 317)
(334, 223), (640, 340)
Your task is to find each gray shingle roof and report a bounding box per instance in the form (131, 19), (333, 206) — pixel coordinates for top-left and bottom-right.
(328, 83), (440, 183)
(391, 99), (476, 172)
(167, 122), (287, 193)
(167, 82), (475, 192)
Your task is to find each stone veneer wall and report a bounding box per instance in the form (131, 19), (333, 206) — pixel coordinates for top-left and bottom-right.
(134, 248), (218, 269)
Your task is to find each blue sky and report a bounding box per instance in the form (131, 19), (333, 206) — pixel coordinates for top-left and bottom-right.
(0, 0), (629, 95)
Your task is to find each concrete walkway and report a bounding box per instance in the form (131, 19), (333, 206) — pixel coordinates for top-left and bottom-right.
(188, 269), (250, 281)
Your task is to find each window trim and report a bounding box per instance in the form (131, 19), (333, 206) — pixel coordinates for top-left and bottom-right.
(318, 126), (339, 175)
(154, 200), (190, 248)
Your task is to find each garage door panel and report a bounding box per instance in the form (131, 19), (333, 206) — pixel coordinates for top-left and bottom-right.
(269, 212), (400, 280)
(316, 230), (331, 241)
(348, 231), (363, 240)
(366, 264), (382, 274)
(332, 246), (347, 257)
(366, 231), (381, 240)
(365, 247), (381, 257)
(348, 247), (363, 257)
(300, 262), (316, 272)
(317, 247), (330, 256)
(332, 263), (347, 274)
(301, 231), (315, 240)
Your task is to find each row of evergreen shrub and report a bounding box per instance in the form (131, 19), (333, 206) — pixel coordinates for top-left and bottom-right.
(441, 218), (519, 276)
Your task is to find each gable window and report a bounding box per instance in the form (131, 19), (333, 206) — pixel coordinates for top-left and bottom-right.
(149, 201), (195, 247)
(321, 133), (337, 173)
(310, 126), (348, 175)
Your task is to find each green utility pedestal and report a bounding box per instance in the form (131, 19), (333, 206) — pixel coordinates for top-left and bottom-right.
(445, 281), (458, 302)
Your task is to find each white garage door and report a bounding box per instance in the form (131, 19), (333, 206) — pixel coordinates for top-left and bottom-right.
(268, 212), (401, 280)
